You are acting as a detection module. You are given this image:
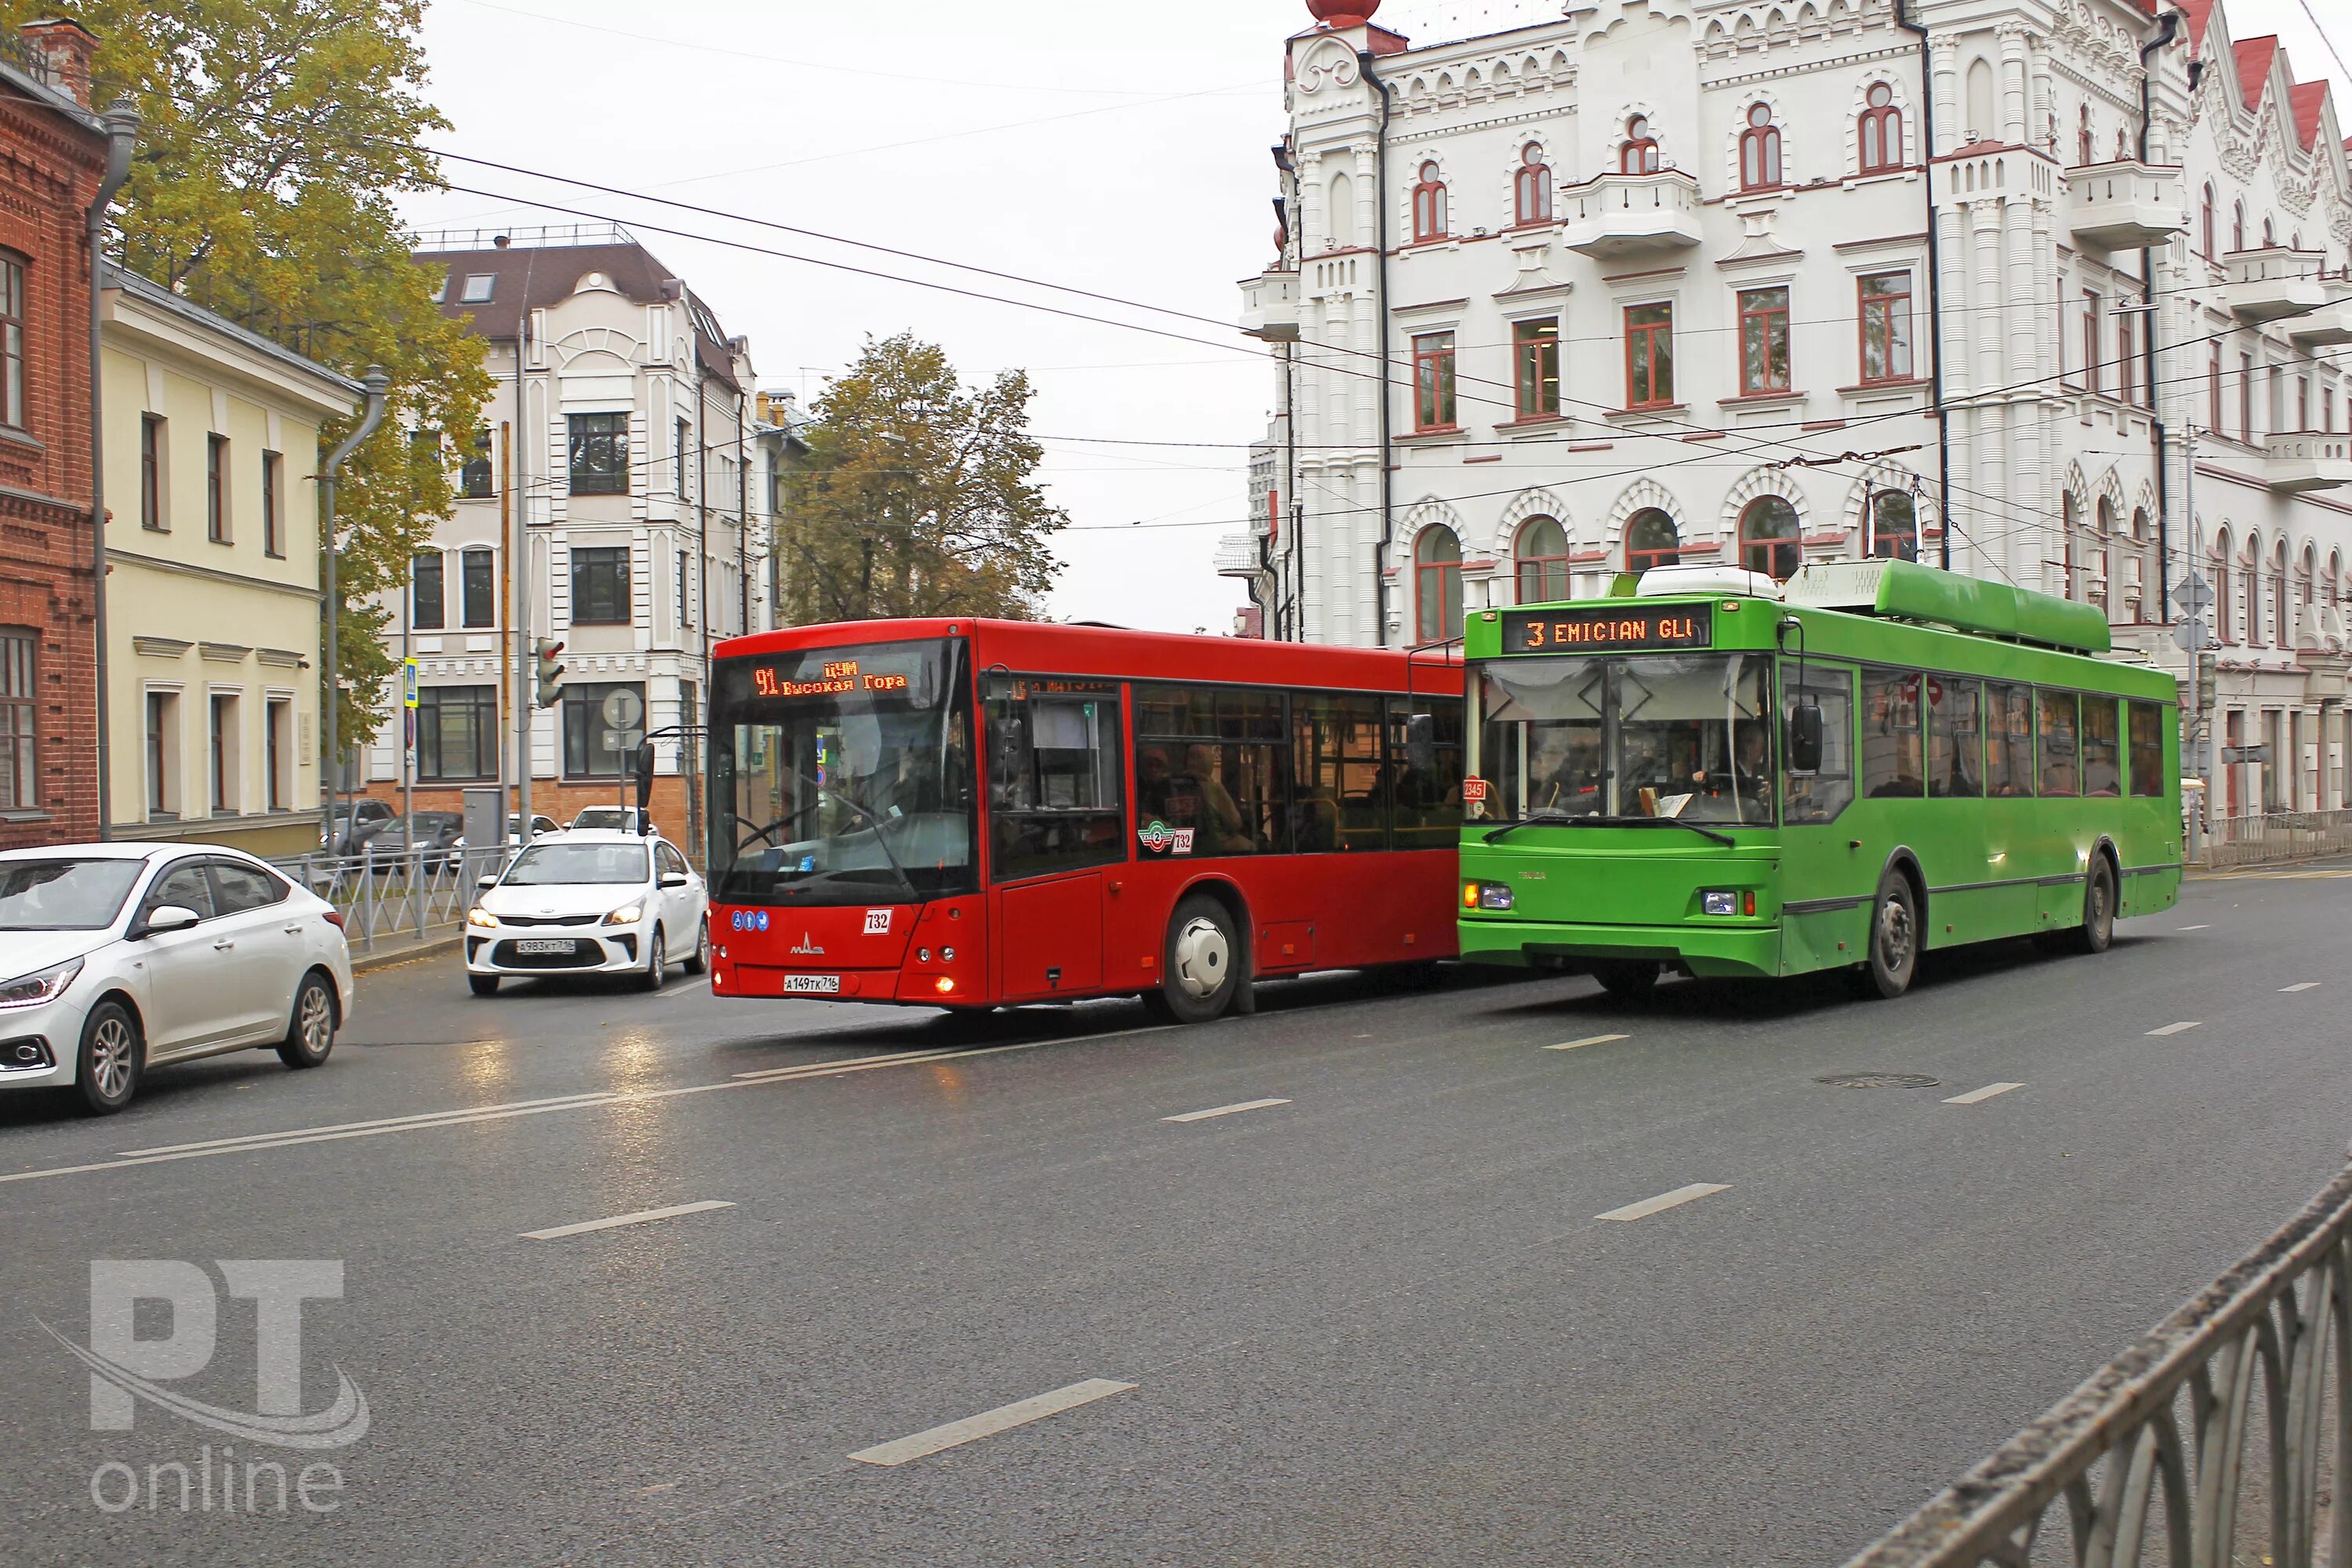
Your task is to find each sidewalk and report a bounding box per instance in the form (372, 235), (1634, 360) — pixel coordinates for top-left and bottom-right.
(350, 928), (464, 975)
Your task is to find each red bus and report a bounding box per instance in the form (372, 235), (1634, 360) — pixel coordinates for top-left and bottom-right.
(700, 618), (1464, 1022)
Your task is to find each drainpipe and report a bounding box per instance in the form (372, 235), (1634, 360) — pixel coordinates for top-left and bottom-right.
(1360, 45), (1396, 647)
(1892, 0), (1952, 570)
(86, 98), (137, 839)
(2140, 10), (2180, 623)
(321, 368), (389, 837)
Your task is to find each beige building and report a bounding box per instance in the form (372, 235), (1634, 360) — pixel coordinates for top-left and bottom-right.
(98, 260), (362, 857)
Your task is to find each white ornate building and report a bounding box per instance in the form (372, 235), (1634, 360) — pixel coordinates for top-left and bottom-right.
(1234, 0), (2352, 818)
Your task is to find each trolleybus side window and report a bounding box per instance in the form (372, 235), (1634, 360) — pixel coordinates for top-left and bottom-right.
(1293, 691), (1388, 851)
(984, 676), (1126, 880)
(2037, 688), (2081, 797)
(1926, 675), (1984, 798)
(1781, 668), (1854, 823)
(1984, 683), (2035, 797)
(2127, 700), (2165, 798)
(2079, 696), (2122, 797)
(1135, 684), (1287, 858)
(1387, 694), (1465, 849)
(1861, 667), (1925, 798)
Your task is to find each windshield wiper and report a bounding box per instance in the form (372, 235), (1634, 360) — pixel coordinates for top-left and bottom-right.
(793, 771), (920, 902)
(1565, 815), (1739, 848)
(1482, 809), (1587, 844)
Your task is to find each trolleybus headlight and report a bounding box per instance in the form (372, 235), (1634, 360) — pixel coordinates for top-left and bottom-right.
(1702, 891), (1737, 916)
(1465, 881), (1513, 911)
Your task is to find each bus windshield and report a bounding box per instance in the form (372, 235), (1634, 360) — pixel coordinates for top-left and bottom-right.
(1479, 652), (1773, 826)
(709, 639), (978, 906)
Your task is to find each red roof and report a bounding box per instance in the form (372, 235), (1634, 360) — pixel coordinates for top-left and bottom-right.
(2234, 36), (2277, 108)
(2177, 0), (2219, 55)
(2288, 81), (2329, 149)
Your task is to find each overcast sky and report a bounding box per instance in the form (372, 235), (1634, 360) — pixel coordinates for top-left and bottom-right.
(397, 0), (2350, 633)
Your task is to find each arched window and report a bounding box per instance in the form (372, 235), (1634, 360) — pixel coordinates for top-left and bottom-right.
(2061, 493), (2081, 599)
(1515, 516), (1570, 604)
(2214, 530), (2234, 643)
(2092, 497), (2117, 608)
(2128, 506), (2151, 619)
(2233, 200), (2246, 252)
(1858, 83), (1904, 173)
(1414, 525), (1463, 644)
(1737, 495), (1801, 580)
(2077, 103), (2094, 165)
(2201, 183), (2216, 258)
(1868, 490), (1918, 561)
(1514, 143), (1552, 225)
(2273, 539), (2288, 646)
(2330, 550), (2343, 609)
(2263, 216), (2276, 249)
(1625, 508), (1680, 574)
(1740, 104), (1783, 191)
(1620, 115), (1660, 174)
(2242, 532), (2263, 645)
(1410, 162), (1448, 243)
(2299, 543), (2318, 643)
(1326, 170), (1355, 248)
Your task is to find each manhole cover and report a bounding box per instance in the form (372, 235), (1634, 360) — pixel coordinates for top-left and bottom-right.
(1815, 1072), (1942, 1090)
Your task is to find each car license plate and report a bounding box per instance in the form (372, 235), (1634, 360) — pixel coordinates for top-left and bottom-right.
(517, 938), (575, 955)
(782, 974), (841, 995)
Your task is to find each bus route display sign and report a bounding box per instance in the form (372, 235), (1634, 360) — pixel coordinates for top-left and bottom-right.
(1500, 605), (1714, 653)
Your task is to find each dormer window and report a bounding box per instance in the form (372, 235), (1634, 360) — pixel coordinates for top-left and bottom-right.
(458, 274), (495, 303)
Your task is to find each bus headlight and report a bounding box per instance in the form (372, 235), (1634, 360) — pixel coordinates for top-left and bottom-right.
(1465, 881), (1513, 911)
(1700, 891), (1755, 916)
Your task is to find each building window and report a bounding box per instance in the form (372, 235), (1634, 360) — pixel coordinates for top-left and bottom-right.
(1737, 495), (1801, 581)
(461, 547), (495, 628)
(1858, 272), (1913, 383)
(1624, 302), (1674, 408)
(2081, 290), (2101, 395)
(1869, 491), (1918, 561)
(412, 552), (445, 630)
(2296, 375), (2310, 431)
(141, 414), (166, 530)
(2201, 183), (2216, 258)
(2061, 493), (2081, 598)
(209, 691), (238, 815)
(674, 416), (691, 499)
(2233, 201), (2245, 252)
(1625, 507), (1680, 575)
(2214, 532), (2233, 643)
(567, 412), (629, 495)
(2263, 217), (2275, 248)
(571, 546), (632, 624)
(458, 273), (495, 303)
(2240, 352), (2254, 441)
(1514, 516), (1569, 604)
(677, 547), (691, 630)
(562, 681), (645, 779)
(266, 697), (289, 811)
(1414, 526), (1462, 645)
(1514, 143), (1552, 225)
(1412, 332), (1457, 430)
(2209, 345), (2223, 432)
(2115, 311), (2137, 404)
(145, 690), (178, 819)
(1410, 162), (1447, 242)
(206, 433), (230, 543)
(2273, 541), (2288, 648)
(261, 450), (282, 557)
(0, 627), (31, 811)
(418, 684), (498, 782)
(1512, 319), (1559, 419)
(1737, 286), (1791, 394)
(0, 256), (23, 430)
(1858, 83), (1903, 172)
(459, 426), (493, 499)
(1739, 103), (1782, 191)
(1620, 115), (1661, 174)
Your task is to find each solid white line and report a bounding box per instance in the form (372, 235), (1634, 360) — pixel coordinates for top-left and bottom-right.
(848, 1379), (1135, 1467)
(119, 1091), (619, 1156)
(1544, 1033), (1630, 1052)
(2178, 924), (2211, 931)
(520, 1200), (733, 1241)
(732, 1046), (970, 1081)
(1596, 1182), (1730, 1222)
(1162, 1098), (1290, 1123)
(1944, 1081), (2025, 1105)
(2146, 1021), (2204, 1036)
(2281, 982), (2321, 993)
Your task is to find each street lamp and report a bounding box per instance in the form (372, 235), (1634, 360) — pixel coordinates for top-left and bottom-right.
(321, 367), (388, 844)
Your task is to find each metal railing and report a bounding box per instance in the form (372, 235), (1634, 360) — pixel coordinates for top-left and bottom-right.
(2205, 808), (2352, 869)
(266, 844), (504, 952)
(1842, 1149), (2352, 1568)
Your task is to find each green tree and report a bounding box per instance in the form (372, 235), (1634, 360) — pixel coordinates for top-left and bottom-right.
(782, 334), (1065, 624)
(5, 0), (494, 758)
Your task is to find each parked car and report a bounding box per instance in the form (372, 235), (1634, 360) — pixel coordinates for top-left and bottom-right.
(363, 811), (465, 873)
(568, 806), (648, 834)
(450, 813), (560, 858)
(319, 799), (395, 854)
(0, 843), (355, 1115)
(463, 830), (707, 996)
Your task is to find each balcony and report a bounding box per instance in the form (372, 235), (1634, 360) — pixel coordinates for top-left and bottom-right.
(2285, 300), (2352, 347)
(1559, 169), (1702, 260)
(2063, 159), (2185, 250)
(2264, 430), (2352, 493)
(2220, 248), (2332, 323)
(1239, 269), (1300, 343)
(1214, 531), (1263, 578)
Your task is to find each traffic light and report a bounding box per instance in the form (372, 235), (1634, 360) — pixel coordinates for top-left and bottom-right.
(533, 637), (565, 708)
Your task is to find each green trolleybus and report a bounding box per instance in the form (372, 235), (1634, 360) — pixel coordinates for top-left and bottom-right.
(1456, 558), (2183, 999)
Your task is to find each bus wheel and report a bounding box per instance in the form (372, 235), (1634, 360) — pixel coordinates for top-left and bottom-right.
(1858, 872), (1918, 999)
(1160, 895), (1240, 1024)
(2074, 859), (2117, 954)
(1590, 960), (1661, 1000)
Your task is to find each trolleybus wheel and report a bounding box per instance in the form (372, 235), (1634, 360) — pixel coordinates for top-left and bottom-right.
(1590, 959), (1661, 1000)
(2073, 858), (2116, 954)
(1857, 871), (1919, 1000)
(1158, 895), (1240, 1024)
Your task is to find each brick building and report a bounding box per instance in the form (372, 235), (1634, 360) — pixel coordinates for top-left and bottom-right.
(0, 21), (127, 850)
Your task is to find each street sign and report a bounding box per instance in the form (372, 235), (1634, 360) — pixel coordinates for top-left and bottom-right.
(2171, 572), (2214, 618)
(2171, 615), (2211, 652)
(600, 688), (643, 731)
(602, 728), (644, 753)
(402, 658), (418, 709)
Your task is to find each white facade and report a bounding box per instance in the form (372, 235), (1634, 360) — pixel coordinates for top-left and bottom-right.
(1236, 0), (2352, 816)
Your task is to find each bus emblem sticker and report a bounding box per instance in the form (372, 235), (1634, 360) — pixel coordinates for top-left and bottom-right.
(1137, 819), (1195, 855)
(862, 909), (891, 935)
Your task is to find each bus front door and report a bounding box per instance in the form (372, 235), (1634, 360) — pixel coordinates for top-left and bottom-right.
(996, 874), (1106, 1000)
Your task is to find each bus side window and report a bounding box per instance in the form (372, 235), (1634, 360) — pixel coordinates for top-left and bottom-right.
(1860, 667), (1925, 798)
(2037, 689), (2081, 798)
(1293, 693), (1387, 851)
(1135, 683), (1287, 857)
(1984, 684), (2034, 796)
(2079, 697), (2122, 797)
(985, 678), (1127, 881)
(1387, 695), (1465, 849)
(1783, 670), (1854, 824)
(2127, 701), (2165, 797)
(1926, 677), (1984, 799)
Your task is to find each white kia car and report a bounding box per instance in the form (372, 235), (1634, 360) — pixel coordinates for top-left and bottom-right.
(0, 843), (355, 1115)
(463, 830), (708, 995)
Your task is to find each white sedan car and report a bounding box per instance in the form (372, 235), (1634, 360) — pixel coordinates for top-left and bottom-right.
(463, 830), (709, 995)
(0, 843), (355, 1115)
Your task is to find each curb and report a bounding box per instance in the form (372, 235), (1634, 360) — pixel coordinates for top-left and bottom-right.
(351, 933), (465, 975)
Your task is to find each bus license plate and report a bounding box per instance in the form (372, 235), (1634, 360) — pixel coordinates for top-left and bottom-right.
(782, 974), (841, 995)
(517, 938), (575, 955)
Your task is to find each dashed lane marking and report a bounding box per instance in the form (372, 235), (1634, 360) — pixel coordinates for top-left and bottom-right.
(1163, 1098), (1290, 1124)
(2146, 1021), (2204, 1036)
(521, 1200), (734, 1241)
(1597, 1182), (1730, 1223)
(1544, 1033), (1631, 1052)
(1944, 1081), (2025, 1105)
(2281, 982), (2321, 993)
(848, 1379), (1136, 1467)
(2177, 924), (2212, 931)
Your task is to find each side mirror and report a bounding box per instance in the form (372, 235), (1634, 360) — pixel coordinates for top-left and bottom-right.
(659, 872), (688, 889)
(139, 905), (201, 938)
(1788, 698), (1824, 775)
(476, 875), (499, 891)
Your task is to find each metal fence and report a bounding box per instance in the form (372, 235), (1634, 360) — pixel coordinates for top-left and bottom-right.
(2205, 808), (2352, 869)
(1842, 1149), (2351, 1568)
(266, 844), (505, 952)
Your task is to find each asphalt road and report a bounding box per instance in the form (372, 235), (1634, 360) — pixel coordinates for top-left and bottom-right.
(3, 867), (2350, 1566)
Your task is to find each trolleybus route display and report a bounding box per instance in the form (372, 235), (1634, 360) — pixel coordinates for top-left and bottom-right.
(1501, 606), (1713, 652)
